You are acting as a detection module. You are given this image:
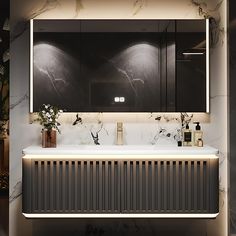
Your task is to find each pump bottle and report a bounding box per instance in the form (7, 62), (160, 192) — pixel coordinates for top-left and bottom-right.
(193, 122), (203, 146)
(182, 124), (192, 146)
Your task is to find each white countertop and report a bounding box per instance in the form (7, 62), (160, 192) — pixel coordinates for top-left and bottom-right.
(23, 145), (219, 156)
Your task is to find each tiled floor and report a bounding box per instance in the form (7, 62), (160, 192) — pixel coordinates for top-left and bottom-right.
(0, 196), (8, 236)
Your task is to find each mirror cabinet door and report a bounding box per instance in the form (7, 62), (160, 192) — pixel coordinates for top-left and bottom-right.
(176, 20), (207, 112)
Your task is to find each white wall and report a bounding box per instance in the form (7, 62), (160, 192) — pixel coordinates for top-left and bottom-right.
(10, 0), (228, 235)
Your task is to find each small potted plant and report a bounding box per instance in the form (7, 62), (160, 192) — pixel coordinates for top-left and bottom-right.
(36, 104), (62, 148)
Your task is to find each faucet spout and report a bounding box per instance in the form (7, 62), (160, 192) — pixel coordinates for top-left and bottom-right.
(116, 122), (123, 145)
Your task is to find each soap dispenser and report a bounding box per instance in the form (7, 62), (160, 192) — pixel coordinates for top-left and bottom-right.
(193, 122), (203, 146)
(182, 123), (192, 146)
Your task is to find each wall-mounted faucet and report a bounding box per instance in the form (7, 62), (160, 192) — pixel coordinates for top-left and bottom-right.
(116, 122), (123, 145)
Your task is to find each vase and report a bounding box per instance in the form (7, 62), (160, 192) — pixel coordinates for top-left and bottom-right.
(42, 130), (57, 148)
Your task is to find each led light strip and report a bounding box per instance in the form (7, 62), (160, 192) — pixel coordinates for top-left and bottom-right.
(22, 154), (219, 160)
(30, 19), (34, 113)
(23, 213), (219, 219)
(206, 18), (210, 113)
(182, 52), (204, 55)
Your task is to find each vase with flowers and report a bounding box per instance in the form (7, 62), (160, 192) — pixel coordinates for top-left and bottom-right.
(36, 104), (62, 148)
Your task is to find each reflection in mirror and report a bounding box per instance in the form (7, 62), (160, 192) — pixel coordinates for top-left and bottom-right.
(176, 20), (207, 112)
(30, 19), (208, 112)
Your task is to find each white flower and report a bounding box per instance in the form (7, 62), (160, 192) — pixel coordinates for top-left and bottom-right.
(44, 105), (48, 109)
(59, 110), (63, 113)
(49, 118), (52, 122)
(46, 112), (51, 117)
(50, 109), (53, 113)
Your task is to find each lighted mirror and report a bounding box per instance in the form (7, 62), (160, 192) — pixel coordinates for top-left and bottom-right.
(30, 19), (209, 112)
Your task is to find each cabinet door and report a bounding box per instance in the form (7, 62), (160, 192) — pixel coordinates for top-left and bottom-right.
(120, 159), (218, 213)
(23, 159), (121, 214)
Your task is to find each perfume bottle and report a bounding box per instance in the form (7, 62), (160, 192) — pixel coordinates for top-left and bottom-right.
(197, 138), (203, 147)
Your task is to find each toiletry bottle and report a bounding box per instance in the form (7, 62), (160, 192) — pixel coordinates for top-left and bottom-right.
(182, 124), (192, 146)
(197, 138), (203, 147)
(193, 122), (203, 146)
(177, 140), (182, 147)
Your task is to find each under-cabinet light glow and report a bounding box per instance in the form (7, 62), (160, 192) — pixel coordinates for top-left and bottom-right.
(206, 18), (210, 113)
(182, 52), (204, 55)
(23, 213), (219, 219)
(22, 154), (219, 160)
(30, 19), (34, 113)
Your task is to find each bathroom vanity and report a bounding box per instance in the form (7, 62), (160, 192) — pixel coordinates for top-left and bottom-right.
(22, 145), (219, 218)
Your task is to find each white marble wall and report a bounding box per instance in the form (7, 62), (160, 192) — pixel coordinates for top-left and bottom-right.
(10, 0), (228, 236)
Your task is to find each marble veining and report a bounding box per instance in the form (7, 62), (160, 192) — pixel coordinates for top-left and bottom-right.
(191, 0), (224, 47)
(11, 0), (80, 42)
(11, 0), (86, 43)
(32, 27), (167, 112)
(9, 181), (22, 204)
(210, 94), (227, 100)
(11, 21), (29, 42)
(133, 0), (147, 16)
(90, 122), (105, 145)
(30, 0), (59, 19)
(10, 92), (29, 110)
(74, 0), (84, 17)
(68, 112), (195, 146)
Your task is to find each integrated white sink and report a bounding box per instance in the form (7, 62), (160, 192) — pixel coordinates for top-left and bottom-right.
(23, 144), (219, 156)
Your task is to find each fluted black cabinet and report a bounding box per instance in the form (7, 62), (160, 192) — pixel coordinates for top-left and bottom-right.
(22, 156), (219, 217)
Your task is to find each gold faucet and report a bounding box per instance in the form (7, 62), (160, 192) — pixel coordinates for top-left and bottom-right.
(116, 122), (123, 145)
